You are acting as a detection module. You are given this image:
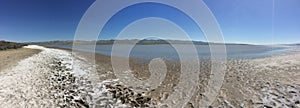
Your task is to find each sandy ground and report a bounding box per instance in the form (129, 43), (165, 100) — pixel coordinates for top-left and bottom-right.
(0, 45), (299, 107)
(0, 48), (41, 71)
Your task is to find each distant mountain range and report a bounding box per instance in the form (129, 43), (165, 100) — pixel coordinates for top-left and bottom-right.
(280, 43), (300, 46)
(28, 39), (250, 46)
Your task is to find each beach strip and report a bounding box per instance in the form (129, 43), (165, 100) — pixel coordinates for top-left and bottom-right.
(0, 48), (41, 72)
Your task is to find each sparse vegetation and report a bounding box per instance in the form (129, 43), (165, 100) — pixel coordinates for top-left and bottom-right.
(0, 40), (27, 50)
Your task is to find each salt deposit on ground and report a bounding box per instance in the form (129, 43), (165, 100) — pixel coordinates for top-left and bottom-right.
(0, 45), (131, 107)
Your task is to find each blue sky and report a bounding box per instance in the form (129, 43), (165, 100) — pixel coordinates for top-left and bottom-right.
(204, 0), (300, 44)
(0, 0), (94, 42)
(0, 0), (299, 44)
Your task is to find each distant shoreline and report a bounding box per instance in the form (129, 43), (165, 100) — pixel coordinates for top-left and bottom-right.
(38, 43), (290, 61)
(0, 41), (27, 50)
(28, 39), (251, 46)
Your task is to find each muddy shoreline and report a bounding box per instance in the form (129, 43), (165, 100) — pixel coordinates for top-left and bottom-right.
(51, 46), (300, 107)
(0, 45), (299, 107)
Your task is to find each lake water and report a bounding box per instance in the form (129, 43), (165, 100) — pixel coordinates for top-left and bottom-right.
(47, 44), (291, 60)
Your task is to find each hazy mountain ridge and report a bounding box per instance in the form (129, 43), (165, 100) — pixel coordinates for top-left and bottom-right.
(28, 39), (250, 46)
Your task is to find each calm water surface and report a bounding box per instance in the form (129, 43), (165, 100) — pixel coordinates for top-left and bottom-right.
(47, 44), (291, 60)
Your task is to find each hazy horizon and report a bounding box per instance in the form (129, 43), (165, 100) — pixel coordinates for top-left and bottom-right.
(22, 39), (300, 46)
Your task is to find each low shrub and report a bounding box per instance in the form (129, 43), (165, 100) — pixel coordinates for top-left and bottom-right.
(0, 41), (27, 50)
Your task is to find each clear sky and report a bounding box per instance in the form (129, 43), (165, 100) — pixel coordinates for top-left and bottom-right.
(0, 0), (299, 44)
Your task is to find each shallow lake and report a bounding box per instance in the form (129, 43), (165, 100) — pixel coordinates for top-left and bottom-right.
(48, 44), (291, 60)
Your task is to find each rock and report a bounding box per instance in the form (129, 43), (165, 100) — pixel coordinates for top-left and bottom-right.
(263, 105), (272, 108)
(105, 83), (155, 107)
(75, 99), (89, 108)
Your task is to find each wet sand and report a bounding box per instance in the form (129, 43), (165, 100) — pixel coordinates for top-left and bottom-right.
(0, 48), (41, 72)
(217, 52), (300, 108)
(70, 47), (300, 107)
